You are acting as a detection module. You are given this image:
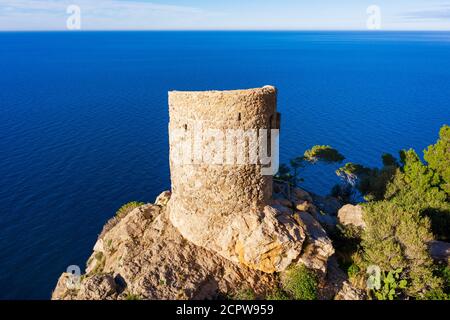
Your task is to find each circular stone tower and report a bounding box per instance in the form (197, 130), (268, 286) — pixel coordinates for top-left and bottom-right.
(167, 86), (304, 273)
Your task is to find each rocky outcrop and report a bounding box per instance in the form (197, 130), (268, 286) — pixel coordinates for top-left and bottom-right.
(169, 202), (306, 274)
(337, 204), (366, 229)
(319, 257), (366, 300)
(292, 188), (313, 203)
(289, 188), (339, 228)
(52, 188), (366, 300)
(51, 83), (366, 300)
(294, 211), (334, 275)
(168, 87), (288, 273)
(334, 281), (366, 300)
(273, 187), (336, 275)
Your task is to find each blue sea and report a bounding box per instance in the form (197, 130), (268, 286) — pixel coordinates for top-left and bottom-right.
(0, 31), (449, 299)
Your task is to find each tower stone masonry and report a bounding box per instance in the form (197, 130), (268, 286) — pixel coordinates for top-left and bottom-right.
(167, 86), (305, 273)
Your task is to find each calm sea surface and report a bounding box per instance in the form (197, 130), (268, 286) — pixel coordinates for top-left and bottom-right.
(0, 31), (449, 299)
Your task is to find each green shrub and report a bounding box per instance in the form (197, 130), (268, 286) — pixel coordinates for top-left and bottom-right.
(281, 265), (318, 300)
(116, 201), (145, 218)
(372, 268), (408, 300)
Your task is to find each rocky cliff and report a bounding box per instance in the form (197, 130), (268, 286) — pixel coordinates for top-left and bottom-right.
(52, 187), (366, 300)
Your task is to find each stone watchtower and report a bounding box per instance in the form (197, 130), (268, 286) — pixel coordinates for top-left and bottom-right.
(167, 86), (304, 273)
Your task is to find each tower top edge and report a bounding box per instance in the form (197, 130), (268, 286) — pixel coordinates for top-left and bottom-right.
(169, 85), (276, 97)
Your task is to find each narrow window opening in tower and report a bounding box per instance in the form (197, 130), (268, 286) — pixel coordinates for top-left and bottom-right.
(183, 124), (188, 131)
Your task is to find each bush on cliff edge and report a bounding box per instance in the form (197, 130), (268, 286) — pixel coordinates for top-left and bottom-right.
(361, 201), (443, 298)
(281, 265), (318, 300)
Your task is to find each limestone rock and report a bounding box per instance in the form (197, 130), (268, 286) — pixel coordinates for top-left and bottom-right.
(78, 274), (118, 300)
(334, 281), (366, 300)
(93, 238), (104, 253)
(231, 206), (305, 273)
(311, 193), (342, 216)
(52, 204), (276, 300)
(293, 188), (313, 203)
(429, 241), (450, 265)
(155, 190), (171, 207)
(312, 213), (338, 229)
(337, 204), (366, 228)
(319, 256), (366, 300)
(271, 204), (293, 215)
(304, 205), (337, 229)
(294, 211), (335, 274)
(169, 194), (306, 273)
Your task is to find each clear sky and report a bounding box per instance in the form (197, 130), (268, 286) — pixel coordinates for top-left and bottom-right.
(0, 0), (449, 31)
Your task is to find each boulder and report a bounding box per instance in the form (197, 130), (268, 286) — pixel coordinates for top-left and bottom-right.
(294, 211), (335, 275)
(337, 204), (366, 228)
(320, 256), (366, 300)
(429, 241), (450, 265)
(216, 206), (306, 273)
(302, 206), (338, 229)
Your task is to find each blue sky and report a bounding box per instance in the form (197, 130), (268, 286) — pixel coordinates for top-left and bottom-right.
(0, 0), (449, 30)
